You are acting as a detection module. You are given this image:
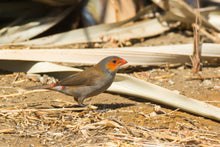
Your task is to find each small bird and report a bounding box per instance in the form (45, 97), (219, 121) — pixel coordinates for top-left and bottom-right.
(27, 56), (127, 106)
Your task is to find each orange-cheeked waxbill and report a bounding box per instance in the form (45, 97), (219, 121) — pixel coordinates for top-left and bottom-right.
(27, 56), (128, 106)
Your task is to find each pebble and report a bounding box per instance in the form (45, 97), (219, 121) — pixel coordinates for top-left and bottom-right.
(177, 65), (184, 70)
(214, 85), (220, 89)
(26, 73), (41, 82)
(202, 80), (212, 87)
(40, 74), (48, 84)
(168, 80), (175, 85)
(150, 111), (157, 117)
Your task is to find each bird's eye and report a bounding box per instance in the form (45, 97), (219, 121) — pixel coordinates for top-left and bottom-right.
(112, 60), (117, 64)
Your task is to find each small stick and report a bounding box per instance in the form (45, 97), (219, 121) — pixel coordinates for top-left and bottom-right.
(154, 73), (175, 79)
(0, 107), (89, 113)
(0, 129), (16, 134)
(12, 72), (20, 85)
(110, 116), (136, 137)
(0, 89), (49, 98)
(185, 75), (220, 80)
(191, 0), (202, 74)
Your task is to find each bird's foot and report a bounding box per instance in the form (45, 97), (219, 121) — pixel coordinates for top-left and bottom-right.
(78, 103), (97, 110)
(87, 104), (98, 110)
(77, 98), (97, 110)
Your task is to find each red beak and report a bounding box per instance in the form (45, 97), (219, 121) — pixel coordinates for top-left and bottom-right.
(120, 58), (128, 66)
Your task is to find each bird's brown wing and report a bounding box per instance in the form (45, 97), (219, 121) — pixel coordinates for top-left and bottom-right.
(57, 65), (104, 86)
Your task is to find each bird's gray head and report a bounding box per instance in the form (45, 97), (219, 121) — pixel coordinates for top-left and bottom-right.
(98, 56), (127, 74)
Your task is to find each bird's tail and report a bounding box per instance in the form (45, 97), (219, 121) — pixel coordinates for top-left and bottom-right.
(26, 83), (57, 90)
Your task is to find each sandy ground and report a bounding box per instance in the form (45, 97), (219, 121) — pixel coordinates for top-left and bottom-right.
(0, 31), (220, 146)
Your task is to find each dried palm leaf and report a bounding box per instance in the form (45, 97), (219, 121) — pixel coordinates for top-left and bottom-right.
(0, 44), (219, 65)
(0, 6), (74, 43)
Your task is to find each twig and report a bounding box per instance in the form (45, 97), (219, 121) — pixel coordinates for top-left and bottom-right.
(200, 26), (220, 43)
(0, 107), (89, 113)
(11, 72), (20, 85)
(185, 75), (220, 80)
(191, 0), (202, 74)
(13, 80), (26, 84)
(0, 129), (16, 134)
(0, 89), (49, 98)
(110, 116), (136, 137)
(154, 73), (175, 80)
(167, 108), (180, 115)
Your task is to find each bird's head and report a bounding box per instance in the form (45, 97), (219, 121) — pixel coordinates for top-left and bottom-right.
(99, 56), (127, 74)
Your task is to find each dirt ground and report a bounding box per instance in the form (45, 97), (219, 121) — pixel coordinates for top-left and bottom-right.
(0, 31), (220, 146)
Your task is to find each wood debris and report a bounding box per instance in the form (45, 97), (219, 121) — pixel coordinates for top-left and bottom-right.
(0, 106), (219, 146)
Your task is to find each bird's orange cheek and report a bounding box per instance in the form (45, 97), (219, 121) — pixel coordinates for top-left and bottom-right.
(106, 63), (117, 72)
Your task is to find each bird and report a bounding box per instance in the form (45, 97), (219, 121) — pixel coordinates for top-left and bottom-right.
(26, 56), (127, 106)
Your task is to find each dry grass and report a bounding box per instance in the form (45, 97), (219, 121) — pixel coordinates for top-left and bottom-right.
(0, 99), (219, 146)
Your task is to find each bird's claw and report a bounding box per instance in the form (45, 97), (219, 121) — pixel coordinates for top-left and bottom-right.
(87, 104), (98, 110)
(78, 103), (97, 110)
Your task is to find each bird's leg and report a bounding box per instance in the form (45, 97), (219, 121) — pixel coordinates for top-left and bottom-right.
(77, 97), (97, 110)
(77, 97), (87, 107)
